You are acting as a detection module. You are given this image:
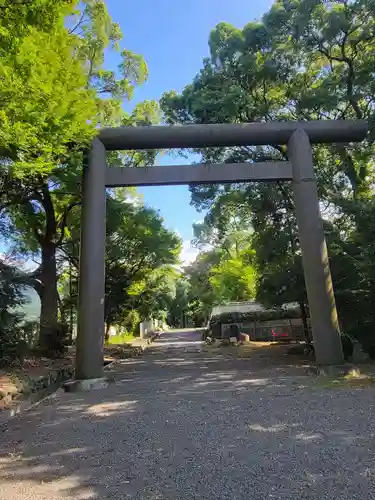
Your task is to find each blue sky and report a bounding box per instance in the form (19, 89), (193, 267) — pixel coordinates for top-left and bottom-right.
(105, 0), (275, 263)
(0, 0), (275, 264)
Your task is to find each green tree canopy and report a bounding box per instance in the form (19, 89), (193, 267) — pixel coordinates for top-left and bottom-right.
(63, 196), (181, 332)
(160, 0), (375, 351)
(0, 0), (160, 351)
(0, 0), (97, 175)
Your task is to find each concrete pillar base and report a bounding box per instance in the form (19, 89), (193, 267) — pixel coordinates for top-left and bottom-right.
(64, 377), (112, 393)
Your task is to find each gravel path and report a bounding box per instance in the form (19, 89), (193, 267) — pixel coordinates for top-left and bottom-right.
(1, 329), (375, 500)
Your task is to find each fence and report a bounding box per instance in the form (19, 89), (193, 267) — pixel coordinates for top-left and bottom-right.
(220, 318), (311, 342)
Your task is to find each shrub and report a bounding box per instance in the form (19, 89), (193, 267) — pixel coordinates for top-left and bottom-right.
(0, 261), (27, 364)
(121, 310), (140, 336)
(38, 322), (69, 357)
(346, 323), (375, 359)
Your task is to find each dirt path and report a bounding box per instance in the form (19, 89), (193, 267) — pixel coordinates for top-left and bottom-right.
(1, 330), (375, 499)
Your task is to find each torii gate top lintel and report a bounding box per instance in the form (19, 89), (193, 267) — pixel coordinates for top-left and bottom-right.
(98, 120), (368, 151)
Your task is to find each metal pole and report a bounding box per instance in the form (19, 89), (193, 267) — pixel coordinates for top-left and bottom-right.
(76, 138), (107, 380)
(288, 129), (344, 366)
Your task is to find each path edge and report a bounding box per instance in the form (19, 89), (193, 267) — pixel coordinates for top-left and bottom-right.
(0, 360), (117, 427)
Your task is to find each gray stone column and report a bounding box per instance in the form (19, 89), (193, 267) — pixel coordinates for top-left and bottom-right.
(288, 129), (344, 366)
(76, 138), (107, 380)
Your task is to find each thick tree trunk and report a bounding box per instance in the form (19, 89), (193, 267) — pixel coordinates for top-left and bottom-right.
(38, 243), (59, 352)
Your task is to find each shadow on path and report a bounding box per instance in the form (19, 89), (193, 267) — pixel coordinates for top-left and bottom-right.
(1, 329), (375, 500)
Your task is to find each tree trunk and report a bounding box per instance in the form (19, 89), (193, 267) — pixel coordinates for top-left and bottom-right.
(104, 323), (111, 342)
(58, 292), (67, 323)
(299, 301), (310, 343)
(38, 243), (59, 352)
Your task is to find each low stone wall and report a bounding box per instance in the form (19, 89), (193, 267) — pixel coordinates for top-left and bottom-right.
(0, 365), (75, 423)
(0, 344), (146, 423)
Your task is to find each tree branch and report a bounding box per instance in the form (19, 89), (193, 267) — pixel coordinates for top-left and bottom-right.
(68, 9), (87, 35)
(39, 183), (57, 242)
(56, 201), (81, 246)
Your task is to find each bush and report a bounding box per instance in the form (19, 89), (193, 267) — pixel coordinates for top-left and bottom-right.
(0, 310), (26, 366)
(20, 321), (39, 347)
(341, 334), (354, 361)
(121, 310), (140, 336)
(346, 323), (375, 359)
(289, 335), (354, 362)
(0, 261), (28, 365)
(38, 322), (69, 357)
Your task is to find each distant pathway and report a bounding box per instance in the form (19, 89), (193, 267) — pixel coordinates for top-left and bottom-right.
(1, 329), (375, 499)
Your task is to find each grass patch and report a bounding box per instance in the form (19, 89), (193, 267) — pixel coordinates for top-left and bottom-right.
(317, 368), (375, 389)
(105, 334), (136, 345)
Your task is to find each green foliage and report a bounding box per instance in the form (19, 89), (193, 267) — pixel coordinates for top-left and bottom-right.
(0, 259), (26, 363)
(192, 217), (256, 312)
(166, 278), (191, 327)
(160, 0), (375, 353)
(209, 247), (256, 303)
(184, 251), (221, 324)
(0, 0), (162, 352)
(63, 196), (181, 331)
(121, 310), (141, 336)
(106, 333), (136, 345)
(0, 0), (97, 176)
(166, 227), (257, 328)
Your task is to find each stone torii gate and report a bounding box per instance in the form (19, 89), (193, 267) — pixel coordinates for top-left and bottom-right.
(75, 120), (368, 384)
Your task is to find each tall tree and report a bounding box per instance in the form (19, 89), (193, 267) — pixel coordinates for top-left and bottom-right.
(0, 1), (159, 351)
(0, 0), (96, 174)
(160, 0), (375, 349)
(193, 219), (256, 304)
(63, 196), (181, 336)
